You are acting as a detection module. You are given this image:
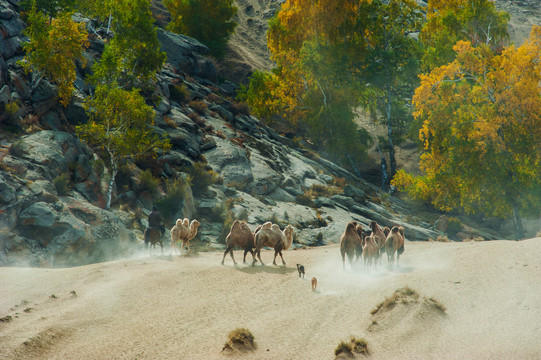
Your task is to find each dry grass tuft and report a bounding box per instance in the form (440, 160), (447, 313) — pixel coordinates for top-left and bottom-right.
(334, 341), (354, 357)
(537, 230), (541, 238)
(435, 235), (450, 242)
(350, 337), (369, 355)
(222, 328), (256, 353)
(425, 297), (447, 314)
(188, 100), (208, 115)
(371, 286), (419, 315)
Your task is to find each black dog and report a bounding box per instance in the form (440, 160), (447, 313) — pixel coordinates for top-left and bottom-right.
(296, 264), (305, 279)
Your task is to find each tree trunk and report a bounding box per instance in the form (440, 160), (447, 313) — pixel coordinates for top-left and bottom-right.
(511, 201), (525, 240)
(106, 158), (117, 210)
(385, 89), (396, 189)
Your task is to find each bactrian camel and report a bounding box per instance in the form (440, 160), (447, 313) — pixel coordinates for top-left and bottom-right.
(340, 221), (360, 269)
(221, 220), (256, 265)
(170, 218), (200, 255)
(385, 226), (405, 269)
(253, 222), (294, 266)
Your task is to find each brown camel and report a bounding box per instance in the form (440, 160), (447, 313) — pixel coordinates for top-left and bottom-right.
(170, 218), (200, 255)
(253, 223), (294, 266)
(362, 235), (380, 270)
(221, 220), (256, 265)
(340, 221), (360, 269)
(354, 224), (366, 262)
(385, 226), (405, 269)
(144, 227), (163, 255)
(369, 221), (387, 261)
(382, 226), (391, 237)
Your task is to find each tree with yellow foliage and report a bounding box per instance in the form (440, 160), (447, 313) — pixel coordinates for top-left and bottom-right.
(393, 27), (541, 239)
(20, 4), (88, 106)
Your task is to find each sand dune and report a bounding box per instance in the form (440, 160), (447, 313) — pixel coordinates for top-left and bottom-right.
(1, 238), (540, 359)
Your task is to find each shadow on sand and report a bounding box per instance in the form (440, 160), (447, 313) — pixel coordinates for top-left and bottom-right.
(235, 264), (297, 275)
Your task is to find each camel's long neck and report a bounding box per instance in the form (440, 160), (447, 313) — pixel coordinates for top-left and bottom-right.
(188, 222), (198, 240)
(283, 229), (293, 250)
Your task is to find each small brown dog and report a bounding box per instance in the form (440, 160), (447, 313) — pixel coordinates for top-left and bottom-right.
(311, 277), (317, 292)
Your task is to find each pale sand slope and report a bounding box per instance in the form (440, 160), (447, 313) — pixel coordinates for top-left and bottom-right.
(1, 238), (540, 360)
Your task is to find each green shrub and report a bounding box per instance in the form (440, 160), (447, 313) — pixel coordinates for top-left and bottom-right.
(165, 0), (237, 58)
(447, 217), (462, 235)
(138, 169), (160, 197)
(170, 83), (190, 104)
(53, 173), (71, 196)
(186, 162), (220, 197)
(296, 193), (315, 207)
(156, 177), (189, 224)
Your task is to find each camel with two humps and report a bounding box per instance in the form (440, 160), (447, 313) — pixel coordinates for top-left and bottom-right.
(369, 221), (387, 261)
(170, 218), (200, 255)
(385, 226), (405, 269)
(221, 220), (257, 265)
(362, 234), (380, 270)
(253, 222), (294, 266)
(340, 221), (361, 269)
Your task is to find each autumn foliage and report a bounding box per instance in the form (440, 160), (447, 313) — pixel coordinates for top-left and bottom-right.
(393, 26), (541, 239)
(21, 6), (88, 106)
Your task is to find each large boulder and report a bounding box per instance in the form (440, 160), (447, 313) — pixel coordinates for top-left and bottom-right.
(9, 198), (137, 267)
(157, 28), (217, 81)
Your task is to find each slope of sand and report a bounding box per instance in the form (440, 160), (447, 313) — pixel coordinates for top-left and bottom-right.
(1, 238), (540, 360)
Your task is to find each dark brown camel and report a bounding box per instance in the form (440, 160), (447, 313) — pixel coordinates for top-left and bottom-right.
(340, 221), (360, 269)
(144, 227), (164, 255)
(221, 220), (256, 265)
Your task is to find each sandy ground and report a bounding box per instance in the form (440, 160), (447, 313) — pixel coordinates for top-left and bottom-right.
(1, 238), (540, 360)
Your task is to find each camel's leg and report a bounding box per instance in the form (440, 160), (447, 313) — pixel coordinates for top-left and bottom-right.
(221, 248), (228, 265)
(160, 241), (164, 255)
(186, 240), (190, 254)
(273, 251), (278, 266)
(242, 249), (251, 264)
(278, 251), (286, 266)
(254, 247), (264, 266)
(229, 249), (237, 265)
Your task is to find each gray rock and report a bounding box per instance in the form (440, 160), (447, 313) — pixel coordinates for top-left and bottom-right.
(268, 188), (296, 203)
(157, 28), (216, 80)
(314, 197), (335, 208)
(330, 195), (356, 208)
(0, 176), (16, 203)
(343, 184), (365, 202)
(19, 202), (58, 227)
(205, 138), (253, 185)
(168, 127), (201, 158)
(159, 150), (194, 167)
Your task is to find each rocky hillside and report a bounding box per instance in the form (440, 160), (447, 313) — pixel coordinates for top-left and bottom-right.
(1, 0), (537, 268)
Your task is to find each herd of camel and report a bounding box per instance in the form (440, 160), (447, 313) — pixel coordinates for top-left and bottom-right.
(145, 216), (405, 270)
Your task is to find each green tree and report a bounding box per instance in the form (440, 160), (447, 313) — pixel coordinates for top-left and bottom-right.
(88, 0), (166, 88)
(393, 27), (541, 240)
(20, 0), (76, 18)
(164, 0), (237, 58)
(357, 0), (424, 189)
(76, 84), (171, 209)
(20, 5), (88, 106)
(420, 0), (509, 71)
